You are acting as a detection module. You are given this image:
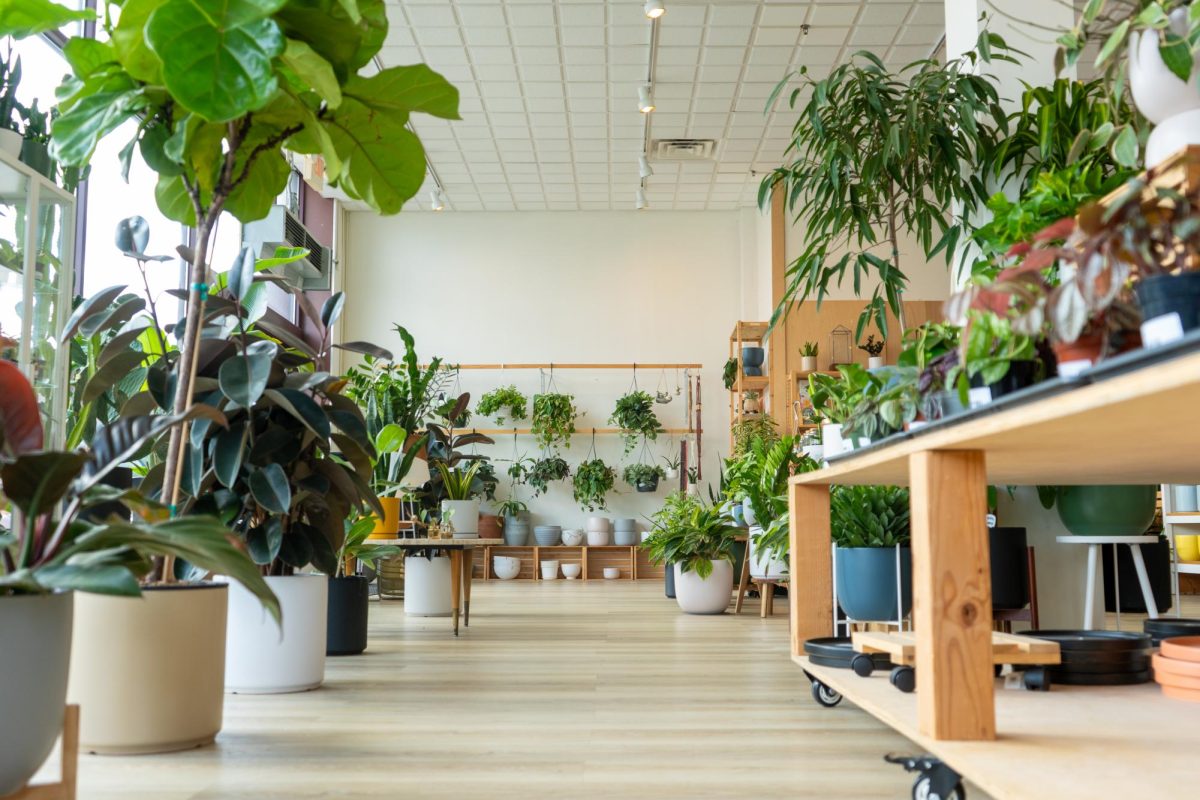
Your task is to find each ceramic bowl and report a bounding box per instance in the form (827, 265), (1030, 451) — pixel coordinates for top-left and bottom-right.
(613, 530), (638, 546)
(603, 567), (620, 580)
(493, 556), (521, 581)
(534, 526), (562, 546)
(613, 518), (638, 531)
(561, 529), (585, 546)
(540, 560), (560, 580)
(586, 516), (611, 532)
(561, 563), (582, 580)
(587, 529), (611, 547)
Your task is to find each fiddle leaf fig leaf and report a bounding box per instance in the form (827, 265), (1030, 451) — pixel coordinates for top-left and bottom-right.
(0, 0), (93, 39)
(280, 38), (342, 109)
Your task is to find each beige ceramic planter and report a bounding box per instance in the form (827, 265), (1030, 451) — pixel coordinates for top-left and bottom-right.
(67, 583), (228, 755)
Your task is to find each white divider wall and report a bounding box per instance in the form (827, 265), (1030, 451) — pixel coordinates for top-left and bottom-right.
(341, 209), (753, 530)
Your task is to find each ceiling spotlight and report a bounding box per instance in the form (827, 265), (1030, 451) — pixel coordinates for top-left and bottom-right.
(637, 85), (655, 114)
(430, 189), (445, 211)
(644, 1), (665, 19)
(638, 155), (654, 178)
(636, 187), (648, 210)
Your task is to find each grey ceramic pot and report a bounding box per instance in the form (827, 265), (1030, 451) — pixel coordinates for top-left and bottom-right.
(613, 518), (637, 531)
(504, 513), (530, 546)
(0, 592), (73, 794)
(835, 546), (912, 622)
(613, 530), (638, 546)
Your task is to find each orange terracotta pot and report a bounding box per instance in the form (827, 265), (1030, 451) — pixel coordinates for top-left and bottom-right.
(478, 513), (502, 541)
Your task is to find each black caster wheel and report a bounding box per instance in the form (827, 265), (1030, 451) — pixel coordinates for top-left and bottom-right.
(994, 663), (1004, 678)
(811, 680), (843, 707)
(1022, 667), (1051, 692)
(850, 653), (876, 677)
(890, 665), (916, 693)
(912, 774), (965, 800)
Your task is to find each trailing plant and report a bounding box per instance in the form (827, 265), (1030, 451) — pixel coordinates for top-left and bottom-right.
(722, 357), (738, 390)
(800, 341), (818, 358)
(531, 393), (577, 450)
(476, 385), (528, 425)
(945, 312), (1040, 400)
(760, 31), (1017, 338)
(642, 492), (739, 577)
(830, 485), (911, 548)
(623, 463), (665, 488)
(572, 458), (616, 512)
(609, 390), (664, 454)
(526, 455), (569, 496)
(897, 322), (960, 372)
(497, 498), (528, 518)
(858, 335), (884, 357)
(335, 517), (400, 579)
(730, 415), (779, 457)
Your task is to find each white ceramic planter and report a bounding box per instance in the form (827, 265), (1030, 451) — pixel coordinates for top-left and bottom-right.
(561, 529), (585, 546)
(748, 526), (789, 580)
(440, 499), (480, 535)
(802, 444), (825, 462)
(800, 356), (817, 372)
(673, 560), (734, 615)
(0, 592), (72, 794)
(587, 529), (611, 546)
(541, 560), (560, 580)
(69, 584), (227, 754)
(868, 356), (884, 369)
(0, 129), (22, 158)
(586, 516), (611, 532)
(822, 422), (845, 456)
(225, 574), (327, 694)
(404, 555), (452, 616)
(493, 556), (521, 580)
(1130, 10), (1200, 166)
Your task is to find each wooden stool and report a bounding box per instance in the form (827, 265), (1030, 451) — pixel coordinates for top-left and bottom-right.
(5, 705), (78, 800)
(752, 578), (783, 618)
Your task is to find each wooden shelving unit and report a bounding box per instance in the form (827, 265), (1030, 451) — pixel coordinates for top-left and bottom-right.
(783, 369), (833, 437)
(474, 545), (663, 581)
(729, 321), (772, 450)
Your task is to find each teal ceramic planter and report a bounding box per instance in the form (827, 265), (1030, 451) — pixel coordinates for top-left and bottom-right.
(1056, 485), (1157, 536)
(835, 546), (912, 622)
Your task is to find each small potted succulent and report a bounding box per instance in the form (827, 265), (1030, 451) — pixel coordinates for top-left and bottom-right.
(623, 463), (666, 493)
(858, 335), (885, 368)
(799, 341), (819, 372)
(662, 453), (681, 480)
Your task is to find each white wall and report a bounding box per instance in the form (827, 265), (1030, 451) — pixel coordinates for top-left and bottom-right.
(342, 209), (759, 531)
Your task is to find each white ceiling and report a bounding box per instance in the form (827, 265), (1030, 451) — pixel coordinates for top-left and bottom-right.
(374, 1), (947, 212)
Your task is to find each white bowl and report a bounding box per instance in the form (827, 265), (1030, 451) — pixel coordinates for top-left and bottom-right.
(561, 563), (582, 580)
(493, 556), (521, 580)
(587, 530), (611, 546)
(540, 560), (559, 580)
(561, 529), (585, 546)
(603, 567), (620, 580)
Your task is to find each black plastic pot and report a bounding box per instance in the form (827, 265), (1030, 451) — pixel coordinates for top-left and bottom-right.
(989, 527), (1028, 611)
(636, 476), (660, 493)
(326, 576), (369, 656)
(971, 359), (1042, 399)
(19, 139), (55, 180)
(1136, 272), (1200, 334)
(1102, 536), (1172, 614)
(664, 563), (675, 598)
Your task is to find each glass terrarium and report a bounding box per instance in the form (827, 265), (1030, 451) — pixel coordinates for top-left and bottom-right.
(0, 150), (76, 446)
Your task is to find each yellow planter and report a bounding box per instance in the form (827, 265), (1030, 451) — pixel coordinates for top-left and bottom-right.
(1178, 535), (1200, 563)
(369, 497), (402, 539)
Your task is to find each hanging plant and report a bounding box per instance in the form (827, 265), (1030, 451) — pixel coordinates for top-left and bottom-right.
(609, 390), (664, 454)
(527, 455), (570, 496)
(532, 392), (578, 450)
(477, 385), (528, 425)
(573, 458), (616, 511)
(623, 463), (665, 493)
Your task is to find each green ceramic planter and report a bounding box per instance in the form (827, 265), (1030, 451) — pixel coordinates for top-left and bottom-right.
(1056, 485), (1157, 536)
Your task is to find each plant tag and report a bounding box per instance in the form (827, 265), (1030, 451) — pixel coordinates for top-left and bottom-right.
(1057, 358), (1092, 379)
(967, 387), (992, 408)
(1002, 671), (1025, 691)
(1141, 312), (1184, 348)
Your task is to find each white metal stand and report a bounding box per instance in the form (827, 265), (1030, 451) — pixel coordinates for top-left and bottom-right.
(1055, 535), (1160, 629)
(1161, 483), (1200, 618)
(831, 543), (909, 636)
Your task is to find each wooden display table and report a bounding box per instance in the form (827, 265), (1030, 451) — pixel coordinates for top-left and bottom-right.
(787, 347), (1200, 789)
(370, 538), (502, 635)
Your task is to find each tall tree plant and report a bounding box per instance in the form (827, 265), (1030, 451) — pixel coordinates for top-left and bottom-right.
(7, 0), (459, 527)
(759, 32), (1017, 338)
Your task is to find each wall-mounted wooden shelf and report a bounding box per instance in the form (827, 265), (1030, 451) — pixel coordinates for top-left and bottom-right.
(476, 544), (663, 581)
(459, 427), (694, 436)
(423, 362), (703, 371)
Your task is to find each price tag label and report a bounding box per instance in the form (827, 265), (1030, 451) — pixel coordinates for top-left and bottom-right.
(1141, 312), (1184, 348)
(1057, 358), (1092, 379)
(967, 386), (992, 409)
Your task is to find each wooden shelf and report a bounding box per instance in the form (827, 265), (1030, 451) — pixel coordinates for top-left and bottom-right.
(731, 375), (768, 392)
(462, 427), (694, 436)
(476, 545), (663, 581)
(730, 321), (769, 342)
(794, 656), (1195, 800)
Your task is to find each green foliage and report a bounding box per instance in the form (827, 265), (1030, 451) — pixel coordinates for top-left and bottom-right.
(947, 312), (1039, 395)
(526, 455), (569, 496)
(609, 390), (664, 454)
(476, 385), (528, 425)
(0, 0), (93, 39)
(800, 341), (818, 358)
(497, 498), (528, 518)
(531, 392), (577, 451)
(336, 517), (399, 578)
(722, 357), (738, 390)
(642, 492), (739, 578)
(858, 335), (884, 357)
(622, 462), (665, 488)
(761, 32), (1016, 339)
(897, 322), (959, 372)
(730, 415), (779, 457)
(830, 485), (911, 548)
(435, 460), (482, 501)
(572, 458), (616, 512)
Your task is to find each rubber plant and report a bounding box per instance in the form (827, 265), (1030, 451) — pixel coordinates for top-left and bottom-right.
(16, 0), (460, 540)
(609, 390), (664, 454)
(572, 458), (616, 512)
(476, 385), (528, 426)
(759, 31), (1016, 338)
(531, 393), (577, 450)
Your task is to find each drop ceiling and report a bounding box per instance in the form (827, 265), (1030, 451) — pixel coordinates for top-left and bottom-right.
(374, 1), (947, 212)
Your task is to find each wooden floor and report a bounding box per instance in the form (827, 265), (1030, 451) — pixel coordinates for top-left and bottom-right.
(67, 582), (930, 799)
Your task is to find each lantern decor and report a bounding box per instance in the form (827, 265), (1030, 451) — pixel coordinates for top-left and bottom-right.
(828, 324), (853, 368)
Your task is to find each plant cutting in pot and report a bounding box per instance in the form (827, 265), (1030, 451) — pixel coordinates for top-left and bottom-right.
(623, 463), (666, 493)
(435, 461), (483, 538)
(831, 484), (912, 622)
(642, 492), (740, 614)
(531, 392), (578, 450)
(610, 389), (665, 454)
(573, 456), (617, 512)
(858, 334), (885, 367)
(799, 341), (819, 372)
(327, 517), (399, 657)
(476, 385), (527, 426)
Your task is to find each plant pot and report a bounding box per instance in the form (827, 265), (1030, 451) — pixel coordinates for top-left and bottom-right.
(728, 502), (746, 526)
(868, 356), (884, 369)
(664, 563), (676, 598)
(1102, 536), (1173, 613)
(613, 530), (638, 546)
(326, 576), (369, 656)
(404, 555), (451, 616)
(225, 574), (327, 694)
(377, 555), (405, 599)
(1130, 10), (1200, 165)
(561, 529), (585, 546)
(1056, 485), (1157, 536)
(534, 525), (561, 546)
(673, 560), (733, 615)
(921, 389), (967, 421)
(748, 526), (788, 580)
(503, 521), (530, 546)
(800, 355), (817, 372)
(586, 516), (611, 531)
(664, 467), (679, 479)
(1145, 108), (1200, 166)
(971, 359), (1041, 401)
(636, 475), (660, 492)
(835, 546), (912, 622)
(742, 502), (758, 527)
(1136, 272), (1200, 341)
(1052, 333), (1106, 378)
(493, 556), (521, 580)
(1172, 484), (1199, 513)
(989, 527), (1029, 611)
(369, 496), (402, 539)
(18, 139), (54, 180)
(741, 346), (765, 377)
(821, 422), (845, 456)
(541, 560), (560, 580)
(742, 397), (761, 414)
(0, 129), (22, 158)
(802, 444), (824, 461)
(0, 592), (72, 794)
(68, 584), (228, 755)
(587, 529), (611, 546)
(440, 499), (480, 535)
(478, 513), (502, 540)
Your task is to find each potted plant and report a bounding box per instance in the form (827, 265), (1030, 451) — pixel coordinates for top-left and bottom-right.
(609, 390), (665, 454)
(327, 518), (400, 657)
(526, 454), (570, 496)
(1037, 485), (1158, 536)
(741, 390), (762, 415)
(858, 334), (885, 368)
(799, 341), (819, 372)
(662, 453), (681, 480)
(623, 463), (665, 493)
(498, 498), (531, 546)
(18, 100), (54, 179)
(643, 493), (740, 614)
(573, 458), (616, 511)
(722, 356), (738, 390)
(0, 49), (23, 157)
(831, 485), (912, 622)
(476, 385), (528, 426)
(742, 436), (817, 579)
(730, 415), (779, 457)
(0, 360), (277, 774)
(436, 461), (484, 538)
(531, 392), (578, 450)
(945, 311), (1043, 404)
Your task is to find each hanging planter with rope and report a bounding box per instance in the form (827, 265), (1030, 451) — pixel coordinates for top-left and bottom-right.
(623, 436), (665, 492)
(573, 430), (616, 511)
(610, 366), (664, 455)
(531, 366), (578, 451)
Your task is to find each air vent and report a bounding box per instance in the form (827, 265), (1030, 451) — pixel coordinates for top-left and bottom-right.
(242, 205), (333, 291)
(651, 138), (717, 160)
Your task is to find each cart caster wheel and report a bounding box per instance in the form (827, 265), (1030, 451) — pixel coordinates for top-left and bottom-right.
(890, 665), (916, 693)
(913, 774), (965, 800)
(1022, 667), (1051, 692)
(994, 663), (1003, 678)
(811, 680), (842, 707)
(850, 653), (875, 677)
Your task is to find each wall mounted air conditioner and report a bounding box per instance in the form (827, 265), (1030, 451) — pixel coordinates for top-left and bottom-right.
(241, 205), (332, 291)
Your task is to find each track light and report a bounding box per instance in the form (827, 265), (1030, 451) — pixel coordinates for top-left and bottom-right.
(638, 155), (654, 179)
(636, 187), (648, 210)
(430, 189), (445, 211)
(637, 84), (655, 114)
(644, 0), (665, 19)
